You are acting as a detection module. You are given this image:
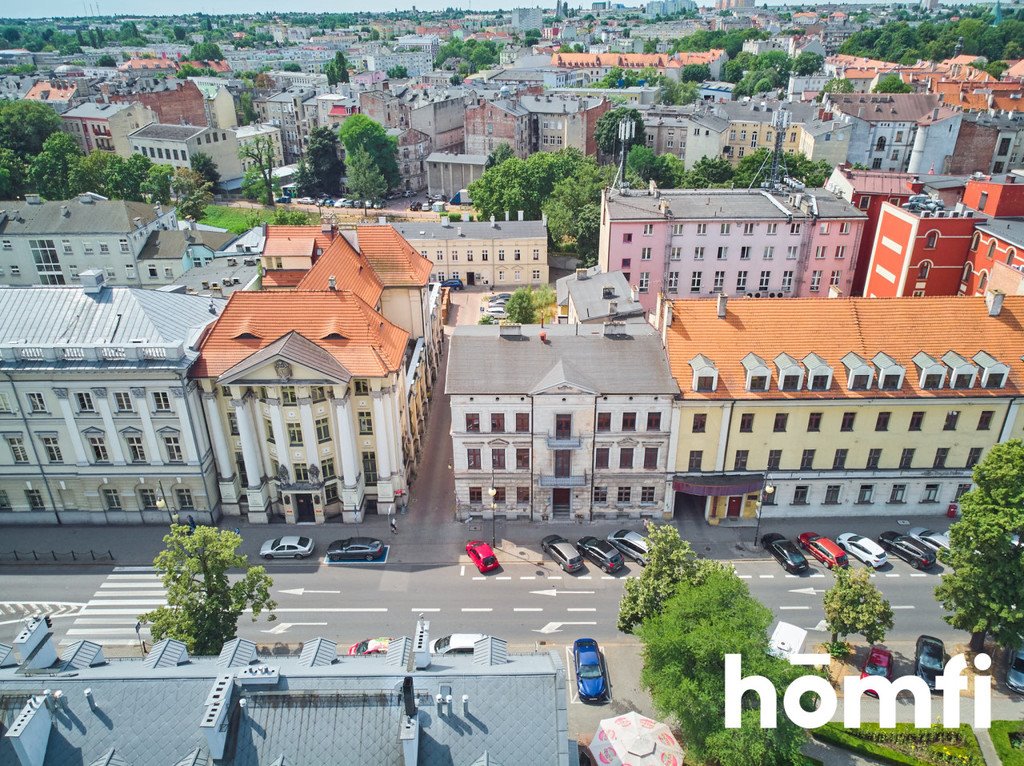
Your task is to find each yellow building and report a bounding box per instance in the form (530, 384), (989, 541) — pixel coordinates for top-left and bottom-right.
(656, 292), (1024, 524)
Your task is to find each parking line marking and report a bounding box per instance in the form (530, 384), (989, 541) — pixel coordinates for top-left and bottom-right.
(602, 576), (616, 580)
(472, 576), (485, 581)
(513, 607), (543, 612)
(578, 576), (592, 580)
(910, 573), (927, 578)
(519, 576), (536, 580)
(567, 608), (596, 612)
(780, 606), (810, 611)
(891, 605), (916, 610)
(785, 574), (798, 579)
(461, 608), (493, 613)
(885, 574), (900, 578)
(547, 576), (562, 580)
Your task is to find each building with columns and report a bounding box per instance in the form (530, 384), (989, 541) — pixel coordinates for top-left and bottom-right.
(0, 271), (224, 525)
(190, 289), (417, 524)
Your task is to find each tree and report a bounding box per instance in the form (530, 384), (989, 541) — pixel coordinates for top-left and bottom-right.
(638, 566), (809, 766)
(241, 168), (273, 203)
(282, 62), (302, 72)
(822, 77), (855, 95)
(936, 439), (1024, 652)
(0, 100), (62, 157)
(190, 152), (221, 185)
(683, 155), (734, 188)
(543, 157), (613, 265)
(0, 148), (27, 199)
(793, 51), (824, 76)
(503, 288), (537, 324)
(618, 524), (715, 632)
(68, 150), (115, 196)
(238, 92), (257, 126)
(172, 168), (213, 221)
(305, 126), (343, 195)
(659, 79), (699, 105)
(96, 54), (117, 67)
(733, 148), (834, 188)
(171, 25), (187, 41)
(387, 65), (409, 78)
(106, 154), (155, 201)
(238, 134), (277, 207)
(594, 107), (646, 157)
(142, 164), (174, 204)
(472, 150), (588, 222)
(338, 114), (400, 190)
(325, 51), (350, 85)
(189, 42), (224, 61)
(822, 567), (894, 649)
(680, 63), (711, 82)
(28, 132), (82, 200)
(872, 73), (914, 93)
(140, 525), (276, 656)
(486, 142), (516, 169)
(345, 147), (387, 202)
(626, 145), (661, 184)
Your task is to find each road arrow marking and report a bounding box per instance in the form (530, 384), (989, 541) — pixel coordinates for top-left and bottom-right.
(789, 587), (827, 595)
(261, 622), (328, 635)
(532, 621), (598, 634)
(529, 589), (595, 597)
(277, 588), (342, 596)
(809, 620), (828, 632)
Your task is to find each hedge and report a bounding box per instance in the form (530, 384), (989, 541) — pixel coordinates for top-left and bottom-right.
(813, 722), (984, 766)
(990, 720), (1024, 766)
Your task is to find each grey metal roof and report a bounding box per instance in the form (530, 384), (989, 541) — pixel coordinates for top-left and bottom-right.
(130, 123), (206, 141)
(89, 749), (130, 766)
(556, 267), (645, 321)
(217, 638), (257, 668)
(518, 94), (605, 113)
(393, 220), (547, 242)
(0, 643), (569, 766)
(0, 196), (162, 236)
(976, 217), (1024, 249)
(426, 152), (488, 166)
(140, 229), (236, 260)
(61, 640), (106, 670)
(604, 188), (865, 222)
(143, 638), (189, 669)
(0, 285), (224, 351)
(446, 323), (679, 396)
(62, 102), (136, 119)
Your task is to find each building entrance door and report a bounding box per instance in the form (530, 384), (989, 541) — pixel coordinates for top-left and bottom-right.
(726, 496), (742, 518)
(552, 488), (571, 518)
(467, 272), (476, 286)
(295, 494), (315, 523)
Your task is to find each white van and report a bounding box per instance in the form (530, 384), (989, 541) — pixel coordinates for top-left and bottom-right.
(430, 633), (487, 655)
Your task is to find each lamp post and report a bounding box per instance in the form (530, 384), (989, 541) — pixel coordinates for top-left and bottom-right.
(155, 480), (175, 526)
(487, 484), (497, 548)
(753, 483), (776, 547)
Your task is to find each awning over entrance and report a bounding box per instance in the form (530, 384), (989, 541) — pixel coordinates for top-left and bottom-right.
(672, 473), (765, 497)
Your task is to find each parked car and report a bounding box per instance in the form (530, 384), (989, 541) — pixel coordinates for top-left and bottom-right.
(326, 537), (385, 562)
(482, 305), (507, 319)
(440, 278), (464, 290)
(540, 534), (584, 573)
(347, 637), (392, 656)
(374, 200), (385, 209)
(274, 196), (291, 204)
(877, 531), (936, 569)
(836, 533), (888, 568)
(797, 532), (849, 569)
(420, 202), (431, 211)
(915, 635), (946, 690)
(294, 196), (316, 205)
(761, 533), (809, 574)
(321, 198), (335, 207)
(466, 540), (500, 573)
(577, 536), (624, 573)
(606, 530), (649, 566)
(403, 190), (415, 197)
(573, 638), (608, 702)
(1006, 644), (1024, 694)
(259, 536), (314, 560)
(860, 645), (895, 698)
(907, 527), (950, 553)
(333, 198), (349, 208)
(342, 199), (356, 207)
(430, 633), (487, 655)
(489, 292), (512, 303)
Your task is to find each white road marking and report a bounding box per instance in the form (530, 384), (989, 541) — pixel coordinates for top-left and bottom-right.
(69, 617), (141, 624)
(76, 608), (153, 616)
(244, 607), (388, 614)
(577, 576), (592, 580)
(472, 576), (485, 581)
(495, 576), (511, 581)
(910, 573), (928, 578)
(567, 608), (596, 612)
(519, 576), (536, 580)
(759, 575), (774, 579)
(780, 606), (811, 611)
(112, 566), (158, 573)
(91, 591), (166, 598)
(547, 576), (562, 580)
(460, 565), (465, 577)
(891, 605), (916, 610)
(411, 608), (441, 612)
(738, 575), (752, 579)
(100, 581), (164, 588)
(601, 576), (616, 580)
(461, 608), (493, 613)
(514, 607), (543, 612)
(67, 628), (140, 636)
(885, 573), (900, 578)
(785, 575), (798, 579)
(86, 599), (166, 607)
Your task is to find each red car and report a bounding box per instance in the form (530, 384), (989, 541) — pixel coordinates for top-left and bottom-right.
(797, 532), (849, 569)
(347, 637), (392, 656)
(466, 540), (500, 573)
(860, 645), (895, 697)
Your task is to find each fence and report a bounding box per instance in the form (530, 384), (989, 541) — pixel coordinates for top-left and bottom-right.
(0, 549), (115, 563)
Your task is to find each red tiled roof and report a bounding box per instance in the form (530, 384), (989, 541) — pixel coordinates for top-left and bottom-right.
(262, 270), (308, 288)
(296, 233), (384, 303)
(352, 225), (433, 288)
(262, 226), (338, 258)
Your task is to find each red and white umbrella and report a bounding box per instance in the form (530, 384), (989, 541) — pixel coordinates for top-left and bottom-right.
(590, 712), (685, 766)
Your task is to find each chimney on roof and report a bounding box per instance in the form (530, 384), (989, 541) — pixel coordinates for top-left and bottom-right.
(440, 215), (450, 227)
(517, 210), (524, 221)
(490, 215), (496, 228)
(413, 618), (430, 670)
(986, 289), (1005, 317)
(6, 694), (52, 766)
(24, 194), (41, 205)
(576, 267), (588, 280)
(716, 292), (728, 319)
(328, 275), (337, 291)
(79, 269), (106, 295)
(13, 616), (57, 671)
(400, 676), (420, 766)
(607, 300), (618, 316)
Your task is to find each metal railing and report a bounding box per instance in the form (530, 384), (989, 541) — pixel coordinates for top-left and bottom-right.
(0, 549), (114, 563)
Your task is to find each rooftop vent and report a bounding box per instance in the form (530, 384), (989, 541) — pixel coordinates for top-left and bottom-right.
(200, 675), (233, 760)
(0, 642), (16, 668)
(472, 636), (508, 666)
(298, 637), (337, 667)
(498, 323), (523, 339)
(13, 616), (57, 670)
(6, 695), (52, 766)
(143, 638), (189, 668)
(79, 269), (106, 295)
(88, 748), (129, 766)
(217, 637), (257, 668)
(60, 640), (105, 669)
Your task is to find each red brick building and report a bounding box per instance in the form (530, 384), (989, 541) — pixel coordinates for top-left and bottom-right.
(464, 100), (530, 158)
(107, 80), (207, 127)
(961, 176), (1024, 296)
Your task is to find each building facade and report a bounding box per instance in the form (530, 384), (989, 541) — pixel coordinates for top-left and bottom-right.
(426, 152), (487, 198)
(0, 273), (223, 525)
(658, 292), (1024, 523)
(129, 123), (244, 184)
(234, 123), (285, 173)
(61, 102), (157, 157)
(447, 322), (679, 522)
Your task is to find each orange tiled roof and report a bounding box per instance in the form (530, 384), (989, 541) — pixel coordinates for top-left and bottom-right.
(118, 57), (179, 71)
(262, 270), (308, 289)
(24, 80), (77, 102)
(1005, 60), (1024, 80)
(262, 226), (338, 258)
(180, 59), (232, 73)
(352, 226), (433, 288)
(191, 290), (409, 379)
(666, 296), (1024, 401)
(296, 232), (385, 303)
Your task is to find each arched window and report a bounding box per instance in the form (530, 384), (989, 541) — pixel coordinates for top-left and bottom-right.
(979, 270), (989, 291)
(970, 232), (981, 251)
(961, 262), (972, 282)
(917, 261), (932, 279)
(875, 136), (886, 151)
(987, 240), (997, 260)
(925, 231), (938, 249)
(1007, 248), (1017, 265)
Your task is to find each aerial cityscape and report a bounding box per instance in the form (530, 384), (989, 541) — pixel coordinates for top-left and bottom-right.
(0, 1), (1022, 764)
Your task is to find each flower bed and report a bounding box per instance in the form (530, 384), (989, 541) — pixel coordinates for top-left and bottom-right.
(814, 723), (985, 766)
(990, 720), (1024, 766)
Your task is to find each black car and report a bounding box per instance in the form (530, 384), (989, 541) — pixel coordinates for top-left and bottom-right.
(761, 533), (809, 574)
(326, 537), (385, 562)
(915, 635), (946, 690)
(540, 534), (584, 573)
(576, 536), (624, 573)
(877, 531), (936, 569)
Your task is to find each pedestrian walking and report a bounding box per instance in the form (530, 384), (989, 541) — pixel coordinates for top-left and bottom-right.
(390, 516), (398, 535)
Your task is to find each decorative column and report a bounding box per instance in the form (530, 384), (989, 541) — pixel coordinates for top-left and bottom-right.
(332, 394), (361, 520)
(371, 390), (393, 482)
(52, 389), (88, 466)
(171, 386), (198, 465)
(92, 387), (125, 466)
(267, 400), (288, 463)
(297, 398), (320, 472)
(131, 388), (162, 466)
(387, 384), (405, 481)
(201, 392), (234, 481)
(232, 398), (263, 489)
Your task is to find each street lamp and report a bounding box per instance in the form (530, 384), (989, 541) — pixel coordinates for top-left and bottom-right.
(488, 484), (497, 548)
(155, 480), (175, 525)
(753, 483), (776, 547)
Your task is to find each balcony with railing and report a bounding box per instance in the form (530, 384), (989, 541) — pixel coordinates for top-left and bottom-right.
(538, 471), (588, 488)
(546, 430), (582, 449)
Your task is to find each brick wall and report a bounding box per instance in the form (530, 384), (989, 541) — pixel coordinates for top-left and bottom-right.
(948, 120), (997, 175)
(109, 80), (207, 127)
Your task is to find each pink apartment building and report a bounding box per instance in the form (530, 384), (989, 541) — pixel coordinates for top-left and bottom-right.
(598, 188), (867, 312)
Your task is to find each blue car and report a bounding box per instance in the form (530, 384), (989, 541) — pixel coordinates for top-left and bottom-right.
(573, 638), (607, 702)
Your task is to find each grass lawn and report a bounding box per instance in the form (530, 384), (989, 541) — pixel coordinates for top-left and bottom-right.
(990, 720), (1024, 765)
(199, 205), (267, 233)
(814, 722), (985, 766)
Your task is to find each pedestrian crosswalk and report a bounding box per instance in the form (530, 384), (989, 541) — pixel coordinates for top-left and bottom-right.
(61, 567), (166, 647)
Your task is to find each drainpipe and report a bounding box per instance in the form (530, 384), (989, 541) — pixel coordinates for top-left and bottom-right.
(2, 372), (61, 525)
(179, 372), (211, 522)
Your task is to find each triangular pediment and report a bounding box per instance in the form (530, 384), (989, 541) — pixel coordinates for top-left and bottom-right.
(529, 358), (598, 396)
(218, 331), (353, 385)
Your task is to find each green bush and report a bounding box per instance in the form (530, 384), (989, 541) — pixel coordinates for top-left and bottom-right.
(446, 212), (461, 222)
(991, 720), (1024, 766)
(814, 723), (985, 766)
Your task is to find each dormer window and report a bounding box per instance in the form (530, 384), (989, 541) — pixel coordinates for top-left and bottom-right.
(872, 352), (905, 391)
(913, 351), (947, 390)
(841, 351), (874, 391)
(774, 353), (803, 392)
(973, 351), (1009, 389)
(942, 351), (977, 390)
(690, 354), (718, 393)
(741, 352), (771, 392)
(802, 353), (833, 392)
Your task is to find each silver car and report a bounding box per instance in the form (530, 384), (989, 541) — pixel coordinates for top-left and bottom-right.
(606, 529), (649, 566)
(260, 536), (314, 560)
(836, 532), (888, 568)
(1007, 645), (1024, 694)
(907, 527), (950, 552)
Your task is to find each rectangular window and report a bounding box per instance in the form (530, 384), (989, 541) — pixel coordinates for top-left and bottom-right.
(923, 484), (940, 503)
(596, 412), (611, 432)
(76, 391), (95, 413)
(807, 412), (822, 432)
(29, 239), (64, 285)
(176, 488), (195, 509)
(909, 411), (924, 431)
(670, 247), (683, 261)
(42, 436), (62, 463)
(644, 447), (659, 470)
(643, 224), (654, 236)
(793, 486), (809, 505)
(866, 448), (882, 469)
(646, 412), (661, 431)
(833, 449), (848, 470)
(692, 413), (706, 433)
(228, 412), (239, 436)
(517, 486), (530, 503)
(841, 412), (856, 432)
(282, 422), (302, 447)
(739, 413), (754, 433)
(24, 489), (44, 510)
(694, 246), (705, 260)
(293, 464), (309, 482)
(89, 436), (109, 462)
(114, 391), (133, 412)
(875, 412), (890, 431)
(734, 450), (749, 471)
(595, 447), (610, 470)
(933, 447), (949, 469)
(717, 246), (728, 261)
(978, 411), (993, 431)
(321, 457), (336, 480)
(7, 437), (29, 464)
(944, 411), (960, 431)
(767, 449), (782, 470)
(800, 449), (815, 470)
(688, 450), (703, 471)
(466, 448), (481, 470)
(824, 485), (841, 504)
(773, 413), (788, 433)
(516, 448), (530, 470)
(515, 413), (530, 432)
(900, 448), (915, 469)
(593, 486), (608, 504)
(667, 271), (679, 292)
(640, 247), (652, 260)
(465, 413), (480, 432)
(621, 412), (636, 431)
(760, 271), (771, 290)
(139, 488), (158, 509)
(810, 270), (822, 292)
(469, 487), (482, 504)
(152, 391), (171, 412)
(490, 413), (506, 432)
(315, 417), (331, 443)
(890, 484), (906, 503)
(966, 447), (983, 468)
(640, 486), (656, 503)
(713, 271), (725, 291)
(690, 271), (703, 292)
(358, 411), (373, 435)
(616, 486), (631, 504)
(0, 393), (9, 413)
(736, 270), (747, 291)
(857, 484), (874, 504)
(619, 448), (634, 469)
(281, 386), (297, 405)
(0, 489), (9, 509)
(781, 271), (794, 292)
(164, 435), (183, 462)
(955, 483), (972, 501)
(102, 488), (121, 510)
(125, 435), (146, 463)
(354, 380), (370, 396)
(27, 392), (46, 413)
(491, 448), (506, 470)
(310, 385), (327, 403)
